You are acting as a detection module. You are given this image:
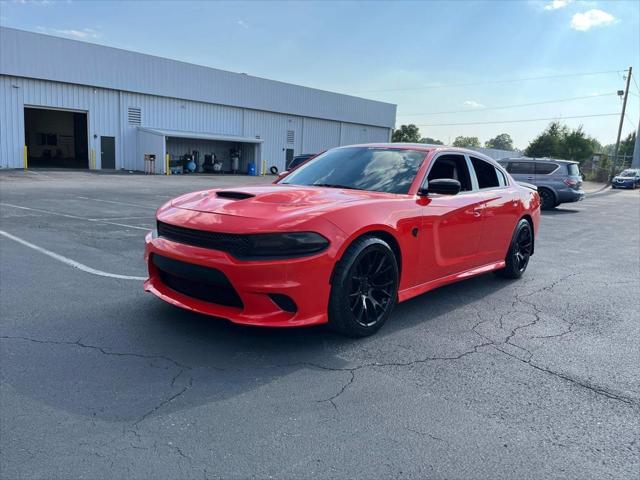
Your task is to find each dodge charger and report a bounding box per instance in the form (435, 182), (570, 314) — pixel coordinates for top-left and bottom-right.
(144, 144), (540, 337)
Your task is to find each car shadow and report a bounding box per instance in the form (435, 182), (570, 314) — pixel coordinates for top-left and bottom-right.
(2, 273), (512, 424)
(542, 208), (580, 215)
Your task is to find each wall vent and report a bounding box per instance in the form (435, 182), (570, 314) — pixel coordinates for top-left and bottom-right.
(128, 107), (141, 126)
(286, 130), (295, 144)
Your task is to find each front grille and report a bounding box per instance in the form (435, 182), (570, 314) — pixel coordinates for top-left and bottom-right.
(152, 254), (243, 308)
(157, 221), (250, 257)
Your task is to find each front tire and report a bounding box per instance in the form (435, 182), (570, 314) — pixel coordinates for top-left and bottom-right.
(328, 237), (399, 337)
(495, 219), (533, 279)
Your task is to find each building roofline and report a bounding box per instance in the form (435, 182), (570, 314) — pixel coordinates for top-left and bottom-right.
(0, 27), (397, 128)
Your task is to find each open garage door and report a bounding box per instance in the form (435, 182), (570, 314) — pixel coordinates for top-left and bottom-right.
(137, 127), (263, 174)
(24, 108), (88, 168)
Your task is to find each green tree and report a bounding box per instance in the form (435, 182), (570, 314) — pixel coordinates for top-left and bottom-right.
(485, 133), (514, 151)
(525, 122), (600, 162)
(420, 137), (444, 145)
(558, 126), (600, 162)
(524, 122), (566, 158)
(618, 131), (636, 157)
(392, 124), (421, 143)
(452, 136), (481, 148)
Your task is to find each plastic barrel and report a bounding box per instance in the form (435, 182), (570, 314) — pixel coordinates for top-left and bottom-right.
(247, 162), (256, 176)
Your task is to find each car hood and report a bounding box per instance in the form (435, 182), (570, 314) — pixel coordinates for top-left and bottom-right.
(615, 176), (635, 180)
(170, 184), (391, 219)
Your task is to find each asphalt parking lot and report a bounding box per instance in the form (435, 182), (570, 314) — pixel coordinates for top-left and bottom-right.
(1, 170), (639, 480)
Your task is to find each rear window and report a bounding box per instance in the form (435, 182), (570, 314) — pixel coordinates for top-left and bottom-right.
(535, 162), (558, 175)
(470, 157), (500, 189)
(567, 163), (580, 176)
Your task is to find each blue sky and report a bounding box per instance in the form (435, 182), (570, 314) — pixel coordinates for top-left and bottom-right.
(1, 0), (638, 149)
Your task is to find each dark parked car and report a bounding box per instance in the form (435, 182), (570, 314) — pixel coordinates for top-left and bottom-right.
(286, 153), (316, 171)
(498, 157), (584, 210)
(611, 169), (640, 189)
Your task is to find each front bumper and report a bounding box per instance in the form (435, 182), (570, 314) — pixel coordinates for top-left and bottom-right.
(612, 180), (636, 188)
(143, 231), (336, 327)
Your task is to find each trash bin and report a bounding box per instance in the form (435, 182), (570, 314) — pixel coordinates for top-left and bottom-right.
(247, 162), (256, 176)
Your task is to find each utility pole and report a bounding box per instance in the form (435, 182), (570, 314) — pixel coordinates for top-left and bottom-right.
(612, 67), (632, 178)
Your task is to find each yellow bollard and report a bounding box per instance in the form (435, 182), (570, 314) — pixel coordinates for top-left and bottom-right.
(166, 154), (170, 175)
(23, 146), (28, 170)
(261, 159), (266, 176)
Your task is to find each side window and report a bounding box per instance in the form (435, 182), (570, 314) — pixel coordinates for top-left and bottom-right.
(470, 157), (500, 189)
(426, 154), (473, 192)
(535, 162), (558, 175)
(508, 162), (534, 175)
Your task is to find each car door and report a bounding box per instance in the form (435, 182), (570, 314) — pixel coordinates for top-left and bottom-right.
(470, 156), (520, 264)
(418, 153), (486, 282)
(534, 161), (560, 191)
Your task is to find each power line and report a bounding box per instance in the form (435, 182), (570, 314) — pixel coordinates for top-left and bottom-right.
(356, 69), (623, 93)
(414, 113), (619, 127)
(397, 93), (615, 117)
(632, 74), (640, 94)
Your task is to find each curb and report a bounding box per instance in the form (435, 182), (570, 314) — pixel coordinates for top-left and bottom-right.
(585, 184), (610, 195)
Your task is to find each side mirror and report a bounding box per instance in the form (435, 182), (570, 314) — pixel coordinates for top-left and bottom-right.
(418, 178), (461, 196)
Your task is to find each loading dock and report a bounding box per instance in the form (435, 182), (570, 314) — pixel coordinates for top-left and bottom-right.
(24, 107), (88, 168)
(137, 128), (263, 175)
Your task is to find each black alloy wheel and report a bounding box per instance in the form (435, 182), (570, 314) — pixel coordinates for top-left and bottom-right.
(329, 237), (399, 337)
(348, 249), (396, 327)
(495, 219), (533, 279)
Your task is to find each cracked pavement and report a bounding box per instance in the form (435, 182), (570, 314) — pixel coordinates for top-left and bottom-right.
(1, 171), (639, 479)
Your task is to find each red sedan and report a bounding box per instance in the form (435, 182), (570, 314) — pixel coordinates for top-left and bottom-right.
(144, 144), (540, 337)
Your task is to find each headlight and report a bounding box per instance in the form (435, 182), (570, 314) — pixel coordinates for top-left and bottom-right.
(243, 232), (329, 259)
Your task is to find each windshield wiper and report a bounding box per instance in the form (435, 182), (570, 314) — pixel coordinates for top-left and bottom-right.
(311, 183), (364, 191)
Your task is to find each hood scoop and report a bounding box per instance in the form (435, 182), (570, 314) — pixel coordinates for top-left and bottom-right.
(216, 191), (255, 200)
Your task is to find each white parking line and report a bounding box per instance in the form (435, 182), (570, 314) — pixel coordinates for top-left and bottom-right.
(89, 216), (153, 221)
(0, 230), (146, 281)
(76, 196), (157, 209)
(0, 203), (150, 231)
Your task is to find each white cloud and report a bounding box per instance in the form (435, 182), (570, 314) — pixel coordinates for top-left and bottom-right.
(237, 20), (249, 29)
(570, 9), (617, 31)
(464, 100), (485, 109)
(36, 26), (101, 39)
(544, 0), (572, 10)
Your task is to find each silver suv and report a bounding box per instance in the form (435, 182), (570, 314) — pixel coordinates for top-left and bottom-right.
(498, 157), (585, 210)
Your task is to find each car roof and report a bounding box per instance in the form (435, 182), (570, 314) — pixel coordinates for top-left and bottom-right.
(500, 157), (578, 165)
(336, 142), (494, 159)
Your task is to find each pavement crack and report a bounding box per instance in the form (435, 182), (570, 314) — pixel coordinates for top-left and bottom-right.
(0, 335), (190, 371)
(134, 376), (194, 426)
(495, 346), (638, 407)
(317, 370), (356, 411)
(404, 427), (449, 445)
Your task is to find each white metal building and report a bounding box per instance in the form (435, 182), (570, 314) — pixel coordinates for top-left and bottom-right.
(0, 27), (396, 173)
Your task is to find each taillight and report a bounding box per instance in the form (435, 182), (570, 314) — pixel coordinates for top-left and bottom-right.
(563, 178), (578, 188)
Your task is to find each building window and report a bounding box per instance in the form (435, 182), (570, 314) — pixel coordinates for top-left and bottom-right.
(286, 130), (295, 144)
(128, 107), (141, 126)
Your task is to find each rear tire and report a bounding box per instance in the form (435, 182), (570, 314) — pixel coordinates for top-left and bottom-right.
(328, 237), (399, 337)
(538, 188), (556, 210)
(494, 219), (533, 279)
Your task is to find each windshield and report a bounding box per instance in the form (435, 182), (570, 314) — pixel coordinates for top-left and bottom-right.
(279, 147), (426, 194)
(619, 170), (638, 177)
